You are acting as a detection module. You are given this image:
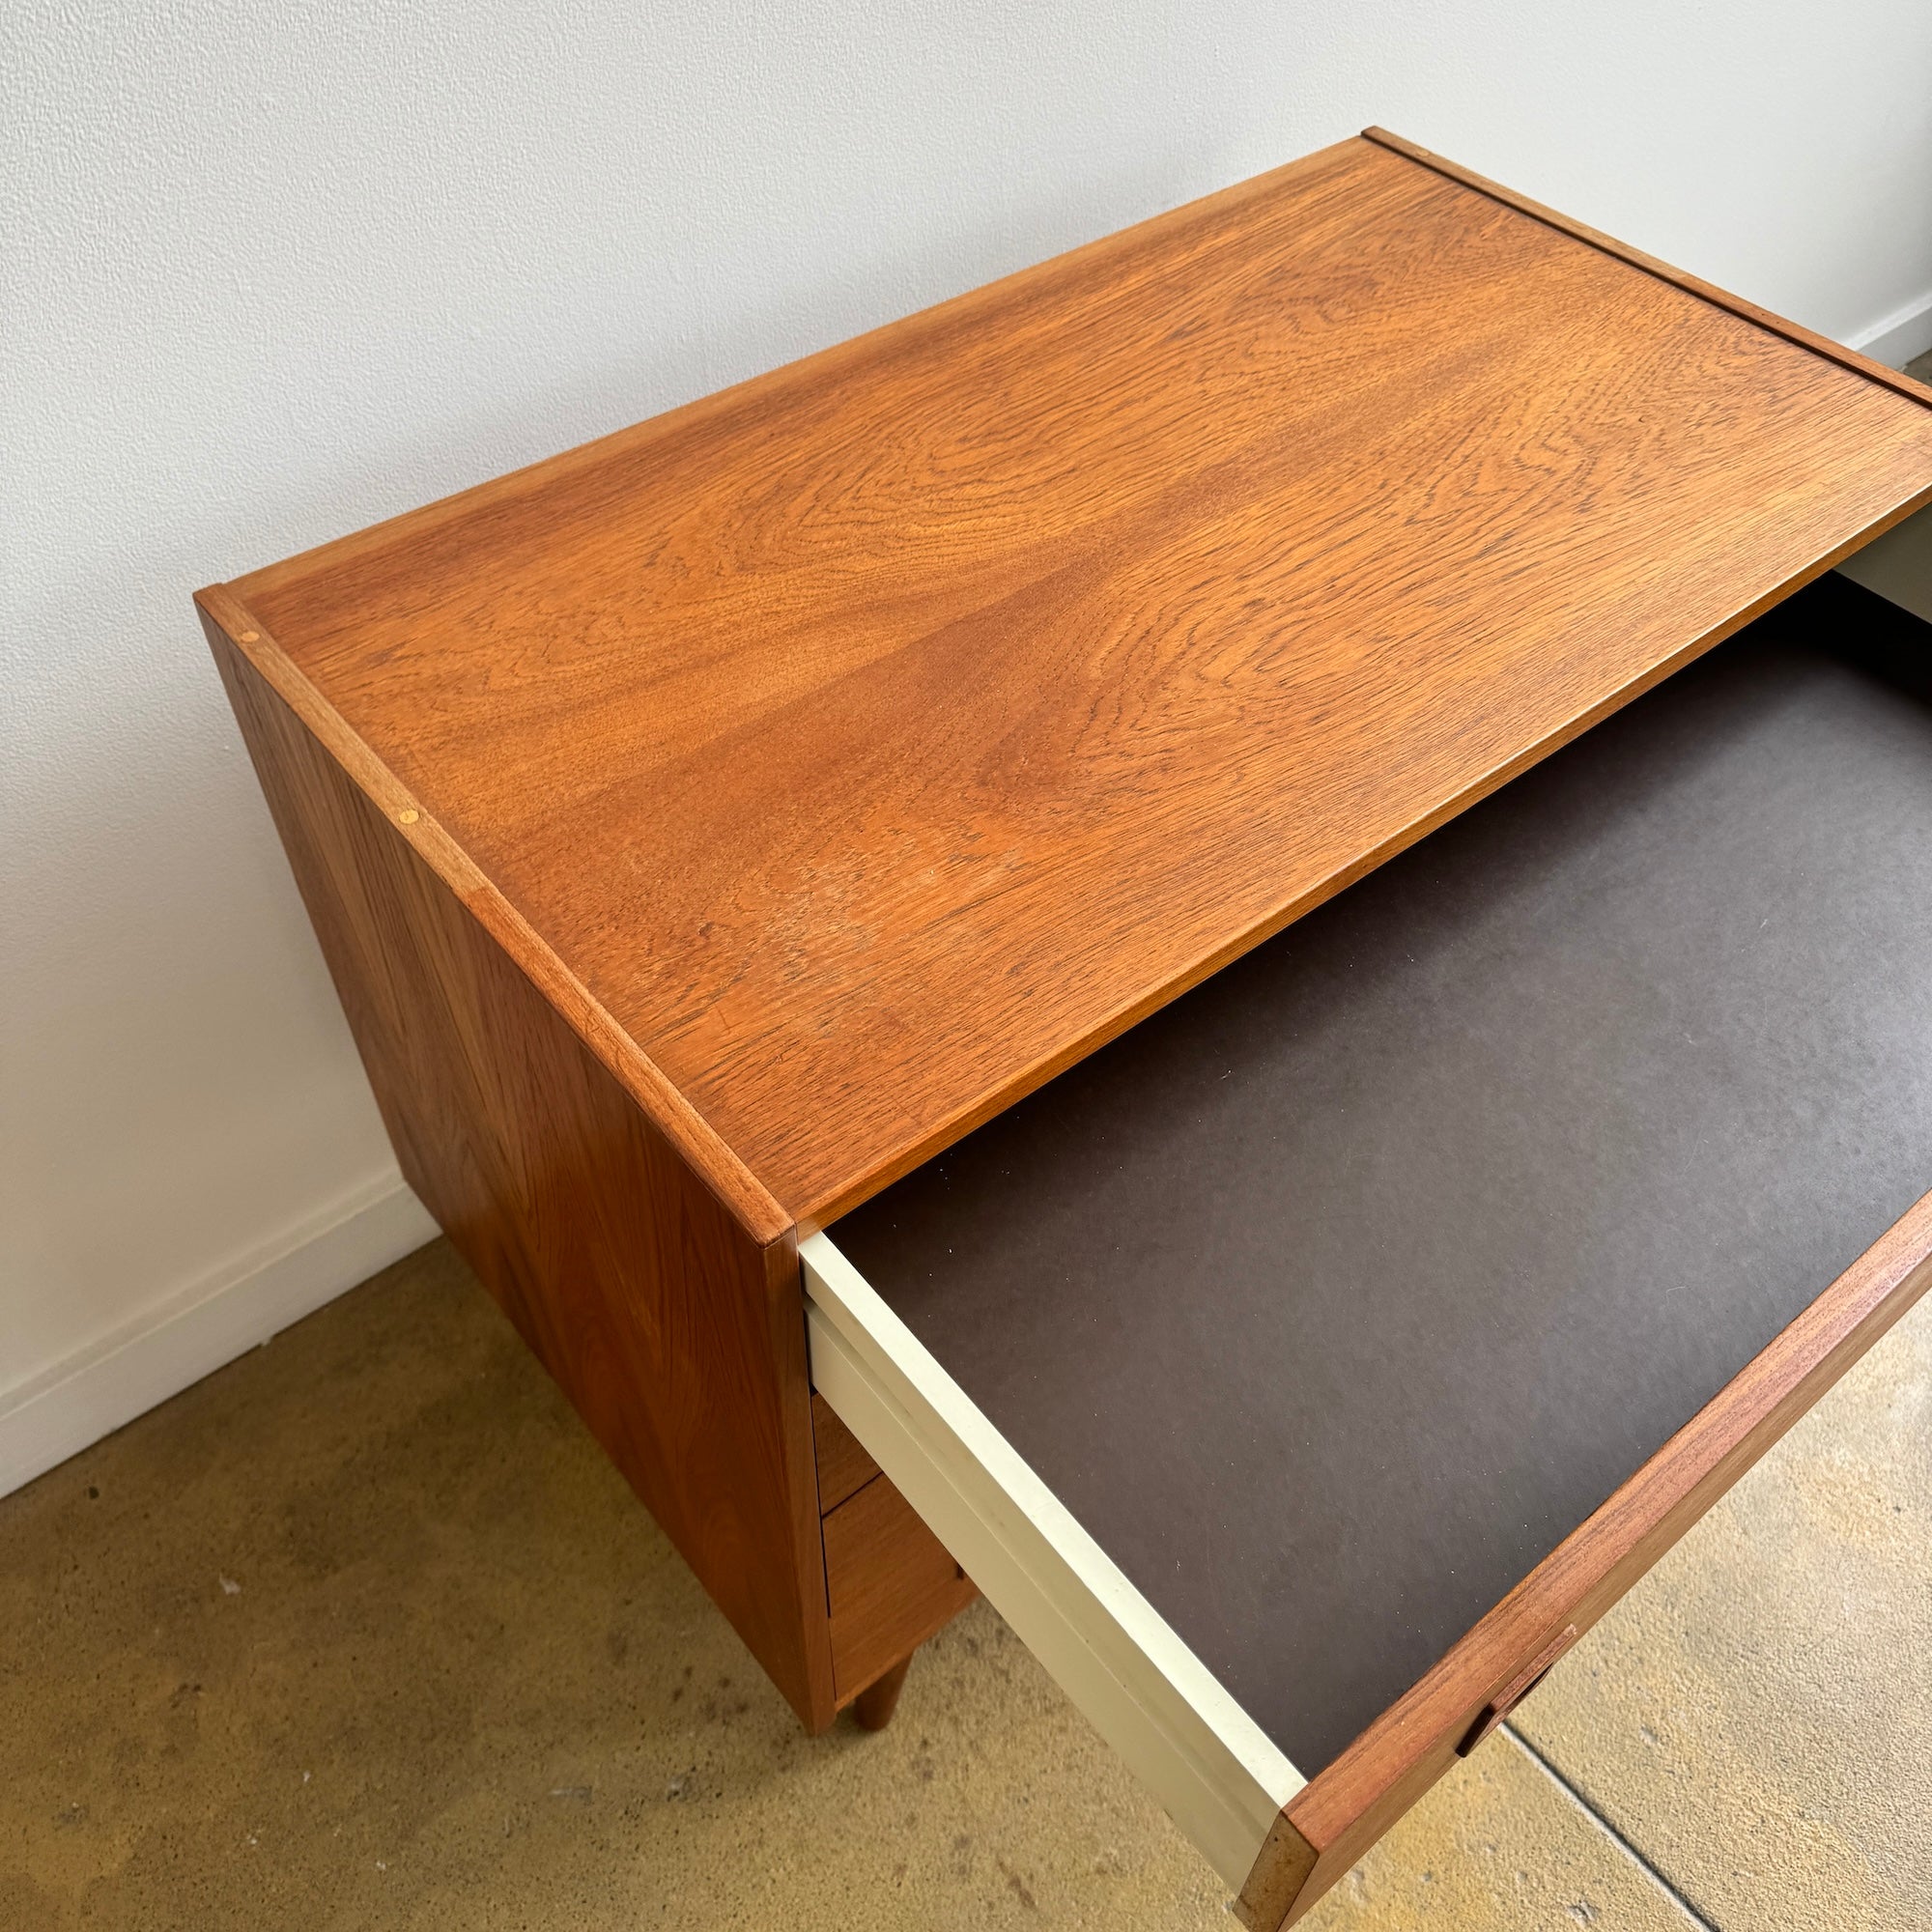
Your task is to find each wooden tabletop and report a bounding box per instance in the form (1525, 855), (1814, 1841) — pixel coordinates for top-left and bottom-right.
(202, 130), (1932, 1233)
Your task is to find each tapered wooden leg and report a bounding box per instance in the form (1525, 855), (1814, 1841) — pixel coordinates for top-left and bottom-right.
(851, 1654), (914, 1730)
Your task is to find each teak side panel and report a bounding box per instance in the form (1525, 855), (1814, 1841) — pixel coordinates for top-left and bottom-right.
(219, 134), (1932, 1226)
(204, 611), (837, 1731)
(1241, 1194), (1932, 1928)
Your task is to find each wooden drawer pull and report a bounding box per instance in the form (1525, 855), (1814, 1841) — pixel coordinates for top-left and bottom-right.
(1458, 1624), (1578, 1756)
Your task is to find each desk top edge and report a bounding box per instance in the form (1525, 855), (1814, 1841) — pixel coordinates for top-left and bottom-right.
(198, 131), (1932, 1235)
(196, 583), (796, 1243)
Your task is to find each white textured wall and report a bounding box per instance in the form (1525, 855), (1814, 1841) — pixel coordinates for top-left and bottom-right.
(6, 0), (1931, 1472)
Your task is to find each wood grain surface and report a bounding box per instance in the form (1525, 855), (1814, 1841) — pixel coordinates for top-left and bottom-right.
(200, 133), (1932, 1230)
(1362, 128), (1932, 409)
(821, 1468), (978, 1705)
(205, 612), (838, 1730)
(811, 1390), (881, 1514)
(1246, 1193), (1932, 1927)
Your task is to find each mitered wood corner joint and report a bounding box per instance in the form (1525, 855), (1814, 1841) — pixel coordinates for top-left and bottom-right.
(1457, 1623), (1579, 1756)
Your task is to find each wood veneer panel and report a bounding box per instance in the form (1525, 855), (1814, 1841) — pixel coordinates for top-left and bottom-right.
(811, 1390), (880, 1514)
(821, 1471), (978, 1704)
(1362, 128), (1932, 408)
(831, 577), (1932, 1909)
(204, 611), (836, 1730)
(208, 135), (1932, 1227)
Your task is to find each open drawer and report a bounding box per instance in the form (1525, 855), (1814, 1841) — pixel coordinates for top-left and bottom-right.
(804, 573), (1932, 1924)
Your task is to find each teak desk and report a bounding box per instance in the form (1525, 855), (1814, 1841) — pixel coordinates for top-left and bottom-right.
(200, 131), (1932, 1921)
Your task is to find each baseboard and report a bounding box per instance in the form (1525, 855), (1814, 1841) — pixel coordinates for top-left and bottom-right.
(0, 1172), (439, 1500)
(1848, 287), (1932, 371)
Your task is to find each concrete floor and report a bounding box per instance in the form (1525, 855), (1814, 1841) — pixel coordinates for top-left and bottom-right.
(4, 1229), (1928, 1931)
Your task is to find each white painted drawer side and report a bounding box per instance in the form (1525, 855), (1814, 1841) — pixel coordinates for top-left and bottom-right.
(802, 1229), (1301, 1888)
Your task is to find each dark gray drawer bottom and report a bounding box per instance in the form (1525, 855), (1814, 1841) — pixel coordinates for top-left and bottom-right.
(831, 571), (1932, 1778)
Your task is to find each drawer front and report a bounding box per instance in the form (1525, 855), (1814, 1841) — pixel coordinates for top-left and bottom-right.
(804, 1232), (1303, 1887)
(811, 1390), (880, 1514)
(822, 1464), (976, 1700)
